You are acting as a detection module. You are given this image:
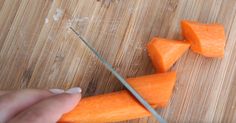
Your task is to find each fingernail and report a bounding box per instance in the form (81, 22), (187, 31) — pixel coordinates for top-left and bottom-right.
(49, 89), (65, 94)
(66, 87), (82, 94)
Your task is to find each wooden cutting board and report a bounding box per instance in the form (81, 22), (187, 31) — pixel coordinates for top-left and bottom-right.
(0, 0), (235, 122)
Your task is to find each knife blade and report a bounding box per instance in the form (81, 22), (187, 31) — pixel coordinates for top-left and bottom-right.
(70, 27), (166, 123)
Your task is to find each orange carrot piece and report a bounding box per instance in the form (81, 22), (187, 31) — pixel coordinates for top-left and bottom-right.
(59, 72), (176, 123)
(60, 91), (153, 123)
(147, 38), (190, 72)
(127, 72), (176, 106)
(181, 20), (226, 57)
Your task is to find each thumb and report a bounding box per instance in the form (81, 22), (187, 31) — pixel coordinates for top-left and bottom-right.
(8, 87), (82, 123)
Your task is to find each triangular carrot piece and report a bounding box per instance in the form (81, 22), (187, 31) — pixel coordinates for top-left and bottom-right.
(59, 72), (176, 123)
(181, 20), (226, 57)
(147, 38), (190, 72)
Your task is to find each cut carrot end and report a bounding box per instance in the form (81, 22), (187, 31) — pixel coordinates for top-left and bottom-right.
(147, 37), (190, 72)
(181, 20), (226, 57)
(59, 72), (176, 123)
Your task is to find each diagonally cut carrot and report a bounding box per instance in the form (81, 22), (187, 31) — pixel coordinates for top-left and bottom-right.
(147, 38), (190, 72)
(181, 20), (226, 57)
(127, 72), (176, 106)
(60, 91), (153, 123)
(59, 72), (176, 123)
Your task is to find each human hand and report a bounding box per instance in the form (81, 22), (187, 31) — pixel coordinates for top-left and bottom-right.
(0, 87), (82, 123)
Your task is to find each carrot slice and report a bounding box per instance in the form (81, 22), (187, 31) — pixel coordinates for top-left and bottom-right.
(181, 20), (226, 57)
(59, 72), (176, 123)
(147, 38), (190, 72)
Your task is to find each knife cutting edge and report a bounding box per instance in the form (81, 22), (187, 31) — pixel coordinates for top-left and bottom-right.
(70, 27), (167, 123)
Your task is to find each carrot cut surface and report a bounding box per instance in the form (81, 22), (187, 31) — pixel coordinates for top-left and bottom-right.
(147, 38), (190, 72)
(181, 20), (226, 57)
(59, 72), (176, 123)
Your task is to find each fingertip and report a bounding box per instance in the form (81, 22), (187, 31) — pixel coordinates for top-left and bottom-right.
(49, 89), (65, 94)
(57, 92), (82, 107)
(65, 87), (82, 94)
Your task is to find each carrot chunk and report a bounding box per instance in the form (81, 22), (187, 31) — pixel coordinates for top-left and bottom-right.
(147, 38), (190, 72)
(181, 20), (226, 57)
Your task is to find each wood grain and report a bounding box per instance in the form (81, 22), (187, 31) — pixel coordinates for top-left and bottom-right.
(0, 0), (236, 122)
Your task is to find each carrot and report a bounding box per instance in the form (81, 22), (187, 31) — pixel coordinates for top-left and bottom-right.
(60, 91), (153, 123)
(127, 72), (176, 106)
(147, 38), (190, 72)
(181, 20), (226, 57)
(59, 72), (176, 123)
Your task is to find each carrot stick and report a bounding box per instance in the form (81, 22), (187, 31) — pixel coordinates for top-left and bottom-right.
(59, 72), (176, 123)
(181, 20), (226, 57)
(147, 38), (190, 72)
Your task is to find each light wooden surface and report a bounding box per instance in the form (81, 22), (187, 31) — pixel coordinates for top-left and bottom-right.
(0, 0), (236, 122)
